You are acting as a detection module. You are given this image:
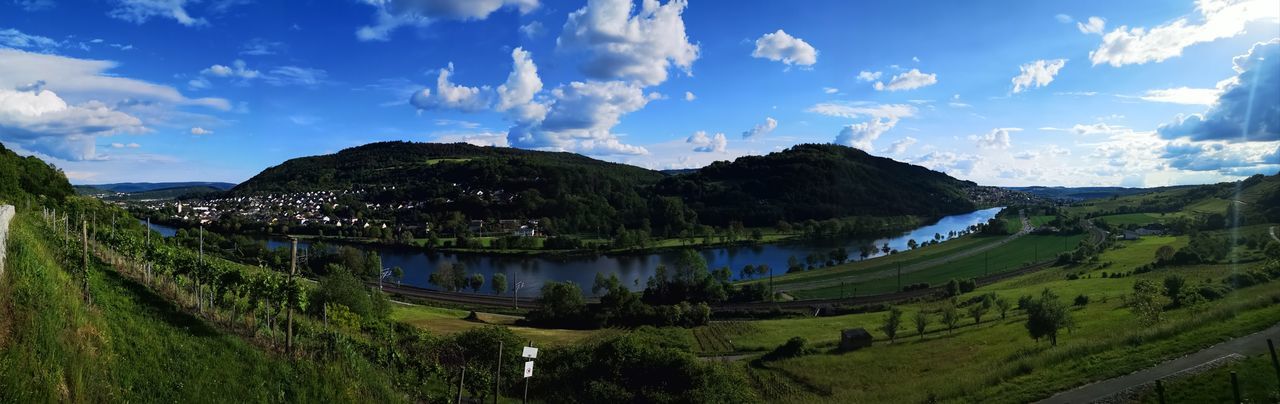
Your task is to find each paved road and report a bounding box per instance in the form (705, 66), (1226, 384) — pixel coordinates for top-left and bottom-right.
(769, 213), (1034, 293)
(0, 205), (13, 278)
(1036, 322), (1280, 403)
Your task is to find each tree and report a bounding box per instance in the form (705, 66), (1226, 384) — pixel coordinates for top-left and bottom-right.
(739, 264), (756, 280)
(491, 272), (508, 295)
(913, 310), (930, 340)
(1162, 275), (1186, 307)
(967, 300), (989, 324)
(1130, 279), (1168, 326)
(1025, 289), (1072, 346)
(907, 239), (918, 250)
(881, 306), (904, 343)
(468, 273), (484, 292)
(945, 279), (962, 297)
(995, 296), (1011, 320)
(1155, 245), (1176, 263)
(532, 281), (586, 326)
(941, 303), (960, 334)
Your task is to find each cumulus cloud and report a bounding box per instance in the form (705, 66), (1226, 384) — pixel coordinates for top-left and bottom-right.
(1089, 0), (1279, 67)
(495, 48), (547, 123)
(872, 68), (938, 91)
(431, 131), (510, 147)
(0, 86), (145, 160)
(108, 0), (208, 26)
(1011, 59), (1067, 93)
(751, 29), (817, 67)
(410, 63), (491, 112)
(857, 71), (882, 82)
(1157, 40), (1279, 142)
(1160, 141), (1280, 171)
(506, 80), (653, 155)
(741, 117), (777, 139)
(202, 59), (260, 80)
(835, 119), (897, 151)
(885, 136), (917, 154)
(557, 0), (699, 86)
(969, 127), (1020, 149)
(687, 131), (727, 153)
(1077, 16), (1105, 34)
(356, 0), (538, 41)
(684, 91), (695, 101)
(190, 126), (212, 135)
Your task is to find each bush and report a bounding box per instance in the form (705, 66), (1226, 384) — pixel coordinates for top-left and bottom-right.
(1073, 294), (1089, 306)
(762, 336), (817, 362)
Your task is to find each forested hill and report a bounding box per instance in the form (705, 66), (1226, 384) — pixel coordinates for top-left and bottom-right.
(229, 141), (980, 233)
(0, 142), (74, 201)
(654, 144), (977, 226)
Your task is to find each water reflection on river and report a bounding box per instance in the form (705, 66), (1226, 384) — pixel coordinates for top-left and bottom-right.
(145, 207), (1002, 295)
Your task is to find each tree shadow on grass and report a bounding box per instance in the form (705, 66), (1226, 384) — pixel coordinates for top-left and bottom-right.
(97, 268), (220, 338)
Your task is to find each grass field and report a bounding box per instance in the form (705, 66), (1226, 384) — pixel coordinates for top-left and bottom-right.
(788, 233), (1086, 299)
(1094, 235), (1187, 272)
(739, 257), (1280, 403)
(1135, 352), (1280, 403)
(390, 303), (600, 346)
(1095, 212), (1169, 226)
(1030, 215), (1055, 227)
(691, 321), (761, 354)
(753, 234), (1007, 289)
(0, 213), (400, 402)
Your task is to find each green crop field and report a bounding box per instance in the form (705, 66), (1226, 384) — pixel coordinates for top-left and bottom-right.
(788, 233), (1086, 299)
(391, 304), (600, 346)
(1095, 236), (1187, 271)
(753, 234), (1007, 290)
(1095, 212), (1169, 226)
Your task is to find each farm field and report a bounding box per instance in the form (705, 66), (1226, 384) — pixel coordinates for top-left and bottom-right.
(390, 303), (600, 346)
(752, 234), (1006, 289)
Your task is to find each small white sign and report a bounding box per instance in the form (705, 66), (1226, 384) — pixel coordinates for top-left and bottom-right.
(522, 347), (539, 359)
(523, 361), (535, 378)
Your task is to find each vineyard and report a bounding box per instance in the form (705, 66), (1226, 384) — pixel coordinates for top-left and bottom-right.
(693, 321), (760, 355)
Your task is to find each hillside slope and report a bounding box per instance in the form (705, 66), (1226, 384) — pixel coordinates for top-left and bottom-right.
(654, 143), (977, 226)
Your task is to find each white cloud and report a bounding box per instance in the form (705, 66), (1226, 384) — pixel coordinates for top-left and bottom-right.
(109, 142), (141, 149)
(912, 151), (979, 175)
(823, 87), (839, 94)
(969, 127), (1021, 149)
(1158, 39), (1280, 142)
(0, 87), (145, 160)
(751, 29), (818, 67)
(1077, 16), (1106, 34)
(410, 63), (491, 112)
(506, 80), (652, 155)
(0, 28), (61, 50)
(356, 0), (539, 41)
(1055, 14), (1073, 24)
(0, 49), (230, 110)
(1089, 0), (1279, 67)
(687, 131), (727, 153)
(1011, 59), (1067, 93)
(262, 66), (329, 87)
(495, 48), (547, 123)
(741, 117), (777, 139)
(240, 38), (284, 56)
(885, 136), (917, 154)
(202, 59), (260, 80)
(431, 131), (510, 147)
(872, 68), (938, 91)
(835, 118), (897, 151)
(190, 126), (213, 135)
(808, 102), (917, 121)
(857, 70), (882, 82)
(684, 91), (696, 101)
(518, 21), (544, 39)
(557, 0), (699, 86)
(1139, 87), (1219, 105)
(108, 0), (208, 27)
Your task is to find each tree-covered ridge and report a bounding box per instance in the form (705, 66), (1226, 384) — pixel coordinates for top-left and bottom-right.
(0, 142), (74, 202)
(654, 143), (978, 226)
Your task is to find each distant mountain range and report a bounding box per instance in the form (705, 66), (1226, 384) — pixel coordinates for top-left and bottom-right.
(78, 182), (237, 193)
(1007, 185), (1195, 201)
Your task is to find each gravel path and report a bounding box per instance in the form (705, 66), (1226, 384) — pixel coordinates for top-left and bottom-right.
(1035, 322), (1280, 404)
(0, 205), (14, 278)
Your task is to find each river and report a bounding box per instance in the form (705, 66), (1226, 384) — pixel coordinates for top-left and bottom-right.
(145, 207), (1003, 295)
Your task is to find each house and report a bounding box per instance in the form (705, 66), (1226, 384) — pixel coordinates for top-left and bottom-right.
(513, 225), (537, 237)
(1120, 230), (1140, 240)
(499, 219), (521, 231)
(468, 220), (485, 234)
(840, 328), (873, 351)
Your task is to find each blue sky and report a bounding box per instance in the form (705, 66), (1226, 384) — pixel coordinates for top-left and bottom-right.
(0, 0), (1277, 187)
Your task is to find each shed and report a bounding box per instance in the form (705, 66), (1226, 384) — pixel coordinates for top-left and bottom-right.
(840, 328), (873, 351)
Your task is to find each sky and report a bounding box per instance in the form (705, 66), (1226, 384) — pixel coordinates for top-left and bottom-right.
(0, 0), (1277, 187)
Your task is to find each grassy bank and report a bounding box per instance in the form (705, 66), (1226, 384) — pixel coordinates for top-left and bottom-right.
(390, 303), (601, 347)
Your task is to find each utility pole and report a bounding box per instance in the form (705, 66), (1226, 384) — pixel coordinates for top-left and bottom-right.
(287, 238), (297, 353)
(82, 220), (90, 305)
